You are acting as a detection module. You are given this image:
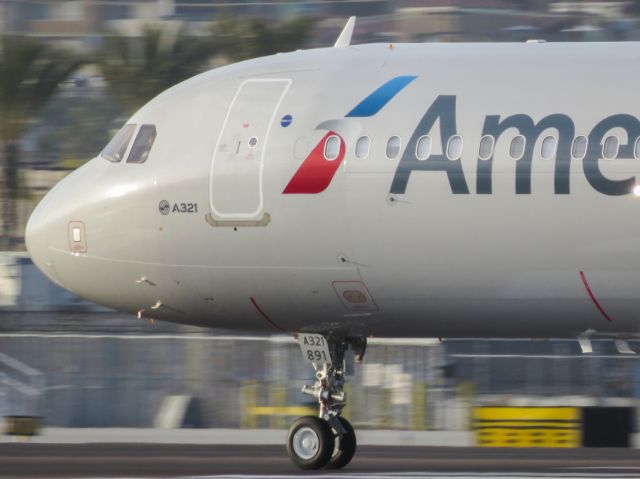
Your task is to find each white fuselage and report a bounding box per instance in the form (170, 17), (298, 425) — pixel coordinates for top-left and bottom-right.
(25, 42), (640, 338)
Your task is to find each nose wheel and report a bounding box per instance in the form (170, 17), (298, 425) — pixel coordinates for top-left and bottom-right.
(286, 415), (356, 470)
(286, 416), (334, 469)
(286, 333), (365, 470)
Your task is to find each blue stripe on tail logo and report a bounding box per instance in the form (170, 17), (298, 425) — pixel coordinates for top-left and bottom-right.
(346, 75), (417, 118)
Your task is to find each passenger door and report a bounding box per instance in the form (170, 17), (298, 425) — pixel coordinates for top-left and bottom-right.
(209, 79), (291, 224)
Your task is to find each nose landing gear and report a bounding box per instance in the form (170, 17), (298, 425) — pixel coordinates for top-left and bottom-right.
(286, 333), (365, 470)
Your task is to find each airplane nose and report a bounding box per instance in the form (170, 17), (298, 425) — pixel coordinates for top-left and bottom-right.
(25, 191), (62, 287)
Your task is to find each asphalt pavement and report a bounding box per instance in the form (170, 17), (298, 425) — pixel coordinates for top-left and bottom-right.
(2, 444), (640, 478)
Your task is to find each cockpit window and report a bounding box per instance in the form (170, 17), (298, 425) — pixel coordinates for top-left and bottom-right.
(127, 125), (157, 164)
(101, 124), (136, 162)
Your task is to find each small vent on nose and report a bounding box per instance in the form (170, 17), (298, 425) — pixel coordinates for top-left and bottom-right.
(68, 221), (87, 253)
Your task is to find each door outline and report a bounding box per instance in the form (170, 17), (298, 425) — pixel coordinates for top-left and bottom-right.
(209, 78), (291, 223)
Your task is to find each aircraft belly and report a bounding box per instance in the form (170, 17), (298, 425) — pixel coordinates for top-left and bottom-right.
(344, 170), (640, 338)
(46, 242), (370, 332)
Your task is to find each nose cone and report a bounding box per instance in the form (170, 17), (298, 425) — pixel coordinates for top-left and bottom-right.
(25, 190), (62, 287)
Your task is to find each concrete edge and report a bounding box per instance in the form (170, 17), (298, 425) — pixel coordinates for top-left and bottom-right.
(1, 428), (472, 447)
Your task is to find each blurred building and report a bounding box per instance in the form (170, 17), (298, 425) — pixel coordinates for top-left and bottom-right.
(393, 3), (556, 42)
(0, 0), (636, 66)
(1, 0), (638, 47)
(551, 2), (629, 18)
(0, 0), (175, 51)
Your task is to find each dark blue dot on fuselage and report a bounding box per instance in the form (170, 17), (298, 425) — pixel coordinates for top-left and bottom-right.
(281, 114), (293, 127)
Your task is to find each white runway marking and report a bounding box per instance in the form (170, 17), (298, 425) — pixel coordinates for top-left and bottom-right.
(177, 473), (640, 479)
(77, 470), (640, 479)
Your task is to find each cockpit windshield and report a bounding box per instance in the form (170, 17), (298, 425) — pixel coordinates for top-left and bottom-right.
(127, 125), (157, 164)
(101, 124), (136, 162)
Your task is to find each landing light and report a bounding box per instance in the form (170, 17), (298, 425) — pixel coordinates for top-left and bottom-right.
(633, 185), (640, 196)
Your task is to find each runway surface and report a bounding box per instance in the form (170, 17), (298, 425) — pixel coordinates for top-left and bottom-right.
(2, 445), (640, 478)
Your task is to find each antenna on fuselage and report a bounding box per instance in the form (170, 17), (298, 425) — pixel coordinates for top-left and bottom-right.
(334, 16), (356, 48)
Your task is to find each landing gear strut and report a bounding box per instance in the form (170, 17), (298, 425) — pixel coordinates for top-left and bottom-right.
(286, 333), (365, 470)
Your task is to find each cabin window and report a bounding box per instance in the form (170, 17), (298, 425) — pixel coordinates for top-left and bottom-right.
(572, 136), (588, 159)
(541, 136), (556, 160)
(127, 125), (157, 164)
(415, 135), (432, 160)
(446, 135), (463, 160)
(386, 136), (401, 160)
(478, 135), (494, 160)
(101, 124), (136, 163)
(324, 135), (341, 161)
(355, 136), (370, 159)
(603, 136), (619, 160)
(510, 135), (526, 159)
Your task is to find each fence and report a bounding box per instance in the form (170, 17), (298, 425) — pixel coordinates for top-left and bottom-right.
(0, 333), (639, 429)
(0, 351), (44, 419)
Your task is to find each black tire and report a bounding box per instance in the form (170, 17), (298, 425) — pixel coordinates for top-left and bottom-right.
(326, 416), (357, 469)
(286, 416), (335, 470)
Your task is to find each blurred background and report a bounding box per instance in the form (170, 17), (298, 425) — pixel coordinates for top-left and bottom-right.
(2, 0), (640, 435)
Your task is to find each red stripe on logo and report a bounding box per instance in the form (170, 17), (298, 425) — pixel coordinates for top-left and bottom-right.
(283, 131), (345, 194)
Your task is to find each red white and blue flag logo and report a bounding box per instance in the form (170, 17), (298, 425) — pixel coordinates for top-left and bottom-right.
(283, 75), (417, 194)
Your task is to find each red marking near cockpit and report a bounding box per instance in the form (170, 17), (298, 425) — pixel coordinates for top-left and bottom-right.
(250, 297), (287, 332)
(579, 271), (613, 322)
